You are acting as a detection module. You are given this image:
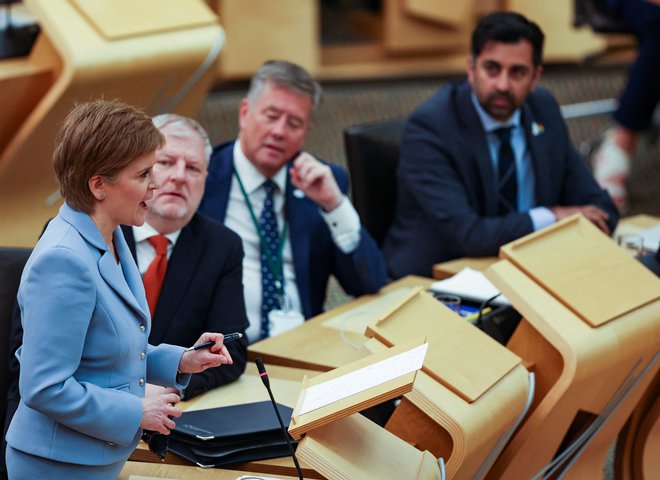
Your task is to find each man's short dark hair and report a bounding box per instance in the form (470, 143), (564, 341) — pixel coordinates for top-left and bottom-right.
(471, 11), (545, 66)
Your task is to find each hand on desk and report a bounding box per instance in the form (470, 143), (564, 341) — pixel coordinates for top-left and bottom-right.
(550, 205), (611, 235)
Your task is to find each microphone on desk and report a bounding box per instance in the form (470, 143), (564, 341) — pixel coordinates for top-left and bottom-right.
(255, 357), (304, 480)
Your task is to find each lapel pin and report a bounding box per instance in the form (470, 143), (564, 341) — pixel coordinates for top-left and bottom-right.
(531, 122), (545, 136)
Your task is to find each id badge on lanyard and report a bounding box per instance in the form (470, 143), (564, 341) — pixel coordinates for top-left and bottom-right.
(235, 167), (305, 335)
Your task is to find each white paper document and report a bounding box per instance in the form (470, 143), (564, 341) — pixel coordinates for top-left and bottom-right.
(430, 267), (510, 306)
(298, 343), (428, 416)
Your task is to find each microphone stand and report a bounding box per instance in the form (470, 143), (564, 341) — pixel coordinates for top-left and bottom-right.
(255, 357), (304, 480)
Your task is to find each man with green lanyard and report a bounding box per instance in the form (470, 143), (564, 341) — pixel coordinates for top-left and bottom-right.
(199, 60), (388, 342)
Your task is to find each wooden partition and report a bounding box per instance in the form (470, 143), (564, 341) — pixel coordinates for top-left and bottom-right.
(361, 290), (531, 480)
(614, 372), (660, 480)
(204, 0), (614, 81)
(484, 215), (660, 479)
(0, 0), (223, 247)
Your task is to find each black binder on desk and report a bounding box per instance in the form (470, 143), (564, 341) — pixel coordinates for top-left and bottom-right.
(168, 401), (297, 467)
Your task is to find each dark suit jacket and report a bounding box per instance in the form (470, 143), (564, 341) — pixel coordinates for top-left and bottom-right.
(383, 81), (619, 278)
(198, 141), (388, 319)
(122, 213), (249, 399)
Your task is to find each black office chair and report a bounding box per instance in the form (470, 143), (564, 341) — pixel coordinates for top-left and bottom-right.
(0, 246), (30, 479)
(343, 118), (406, 247)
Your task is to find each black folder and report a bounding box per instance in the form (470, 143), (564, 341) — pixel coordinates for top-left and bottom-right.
(168, 401), (297, 467)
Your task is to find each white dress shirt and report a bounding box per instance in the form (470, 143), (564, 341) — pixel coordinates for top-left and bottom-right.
(470, 93), (556, 231)
(131, 223), (180, 274)
(226, 141), (361, 343)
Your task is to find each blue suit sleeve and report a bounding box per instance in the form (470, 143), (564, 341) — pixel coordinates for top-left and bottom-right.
(329, 166), (388, 295)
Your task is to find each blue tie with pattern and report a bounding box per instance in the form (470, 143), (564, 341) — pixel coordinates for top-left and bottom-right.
(259, 180), (281, 339)
(495, 127), (518, 215)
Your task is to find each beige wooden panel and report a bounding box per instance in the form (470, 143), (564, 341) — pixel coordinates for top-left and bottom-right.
(366, 289), (521, 403)
(0, 54), (54, 154)
(0, 0), (223, 247)
(404, 0), (472, 27)
(509, 0), (606, 62)
(383, 0), (470, 54)
(71, 0), (217, 40)
(432, 256), (498, 280)
(119, 461), (297, 479)
(393, 365), (531, 480)
(248, 275), (435, 372)
(320, 43), (467, 81)
(485, 259), (660, 479)
(500, 215), (660, 327)
(613, 214), (660, 243)
(215, 0), (319, 79)
(297, 414), (441, 480)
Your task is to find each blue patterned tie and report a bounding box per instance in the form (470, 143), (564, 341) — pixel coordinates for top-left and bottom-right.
(495, 127), (518, 215)
(259, 180), (281, 339)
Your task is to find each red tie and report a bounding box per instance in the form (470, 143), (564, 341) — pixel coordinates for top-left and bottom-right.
(143, 235), (169, 317)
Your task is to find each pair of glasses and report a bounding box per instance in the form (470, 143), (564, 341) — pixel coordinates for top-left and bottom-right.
(141, 429), (169, 461)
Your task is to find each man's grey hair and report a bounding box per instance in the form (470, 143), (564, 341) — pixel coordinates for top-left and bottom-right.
(152, 114), (213, 161)
(246, 60), (322, 110)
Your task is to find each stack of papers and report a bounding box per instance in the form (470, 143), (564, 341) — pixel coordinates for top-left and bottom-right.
(430, 267), (510, 306)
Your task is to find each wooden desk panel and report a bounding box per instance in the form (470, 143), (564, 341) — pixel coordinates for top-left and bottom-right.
(432, 256), (497, 280)
(431, 215), (659, 282)
(248, 275), (435, 371)
(500, 216), (660, 327)
(0, 0), (223, 247)
(614, 371), (660, 480)
(71, 0), (216, 40)
(365, 289), (521, 403)
(119, 461), (297, 479)
(485, 259), (660, 479)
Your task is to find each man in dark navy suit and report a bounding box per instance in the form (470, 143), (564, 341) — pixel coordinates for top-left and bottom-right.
(384, 11), (619, 278)
(122, 114), (248, 399)
(198, 60), (387, 342)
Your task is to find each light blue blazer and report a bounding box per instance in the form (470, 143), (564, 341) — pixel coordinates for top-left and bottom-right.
(6, 203), (189, 466)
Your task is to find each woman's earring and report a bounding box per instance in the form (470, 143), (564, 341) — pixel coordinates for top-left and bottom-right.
(98, 192), (105, 200)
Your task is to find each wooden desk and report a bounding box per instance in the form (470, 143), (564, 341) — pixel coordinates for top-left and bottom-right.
(248, 275), (434, 371)
(432, 256), (497, 280)
(119, 461), (296, 479)
(431, 214), (660, 281)
(130, 363), (322, 479)
(485, 216), (660, 479)
(615, 213), (660, 232)
(614, 214), (660, 251)
(614, 372), (660, 480)
(0, 0), (223, 247)
(254, 278), (532, 479)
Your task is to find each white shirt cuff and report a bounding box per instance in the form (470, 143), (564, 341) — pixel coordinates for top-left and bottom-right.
(529, 206), (556, 231)
(321, 196), (361, 254)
